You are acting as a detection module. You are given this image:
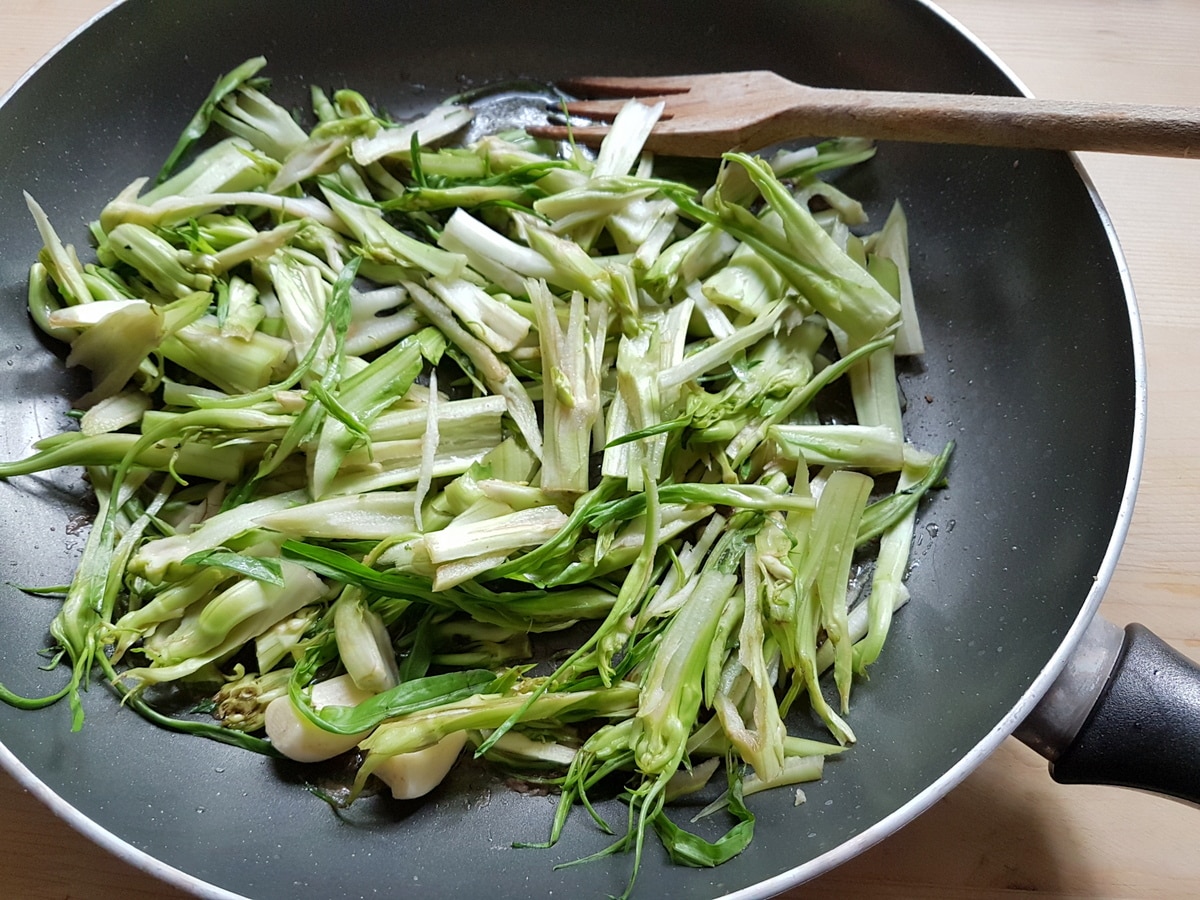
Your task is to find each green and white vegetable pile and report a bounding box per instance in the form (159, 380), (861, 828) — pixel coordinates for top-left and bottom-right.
(0, 57), (951, 894)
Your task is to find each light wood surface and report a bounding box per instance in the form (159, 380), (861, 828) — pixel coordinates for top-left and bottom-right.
(2, 2), (1199, 898)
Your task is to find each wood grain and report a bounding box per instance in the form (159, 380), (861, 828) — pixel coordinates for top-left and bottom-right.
(552, 71), (1200, 158)
(1, 2), (1198, 898)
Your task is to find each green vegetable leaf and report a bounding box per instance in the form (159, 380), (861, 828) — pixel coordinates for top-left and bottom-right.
(180, 549), (286, 586)
(293, 668), (498, 736)
(650, 762), (755, 867)
(156, 56), (268, 184)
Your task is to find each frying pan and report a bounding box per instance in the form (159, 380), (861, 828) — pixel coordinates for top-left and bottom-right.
(0, 1), (1196, 898)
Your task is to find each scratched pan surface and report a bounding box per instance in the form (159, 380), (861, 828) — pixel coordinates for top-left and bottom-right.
(0, 1), (1140, 898)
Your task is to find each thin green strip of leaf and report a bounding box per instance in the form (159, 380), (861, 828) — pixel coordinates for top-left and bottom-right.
(97, 655), (282, 757)
(288, 666), (497, 736)
(156, 56), (268, 184)
(180, 549), (285, 586)
(650, 762), (755, 867)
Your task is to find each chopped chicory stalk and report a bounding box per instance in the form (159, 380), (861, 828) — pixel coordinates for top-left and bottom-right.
(0, 59), (952, 898)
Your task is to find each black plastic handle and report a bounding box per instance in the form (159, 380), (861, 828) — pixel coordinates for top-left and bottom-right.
(1050, 623), (1200, 802)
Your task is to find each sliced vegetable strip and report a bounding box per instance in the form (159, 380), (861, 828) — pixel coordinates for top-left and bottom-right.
(0, 60), (951, 899)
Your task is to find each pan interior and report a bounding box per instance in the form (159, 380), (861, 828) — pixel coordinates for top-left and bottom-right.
(0, 1), (1137, 898)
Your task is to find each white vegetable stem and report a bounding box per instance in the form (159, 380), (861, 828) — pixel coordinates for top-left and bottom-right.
(369, 731), (468, 800)
(529, 279), (606, 494)
(265, 674), (375, 763)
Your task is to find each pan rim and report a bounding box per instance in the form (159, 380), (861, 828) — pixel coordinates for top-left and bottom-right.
(726, 0), (1149, 895)
(1, 6), (252, 897)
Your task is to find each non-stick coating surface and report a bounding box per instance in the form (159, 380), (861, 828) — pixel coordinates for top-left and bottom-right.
(0, 1), (1138, 898)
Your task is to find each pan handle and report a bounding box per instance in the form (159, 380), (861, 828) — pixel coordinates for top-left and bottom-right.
(1017, 617), (1200, 803)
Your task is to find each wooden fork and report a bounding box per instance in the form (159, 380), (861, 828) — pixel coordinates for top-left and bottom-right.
(528, 70), (1200, 158)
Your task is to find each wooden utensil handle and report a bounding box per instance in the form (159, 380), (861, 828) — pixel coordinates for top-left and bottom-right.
(782, 86), (1200, 157)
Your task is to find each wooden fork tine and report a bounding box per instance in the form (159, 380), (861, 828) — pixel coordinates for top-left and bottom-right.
(561, 97), (676, 122)
(526, 124), (612, 145)
(558, 98), (636, 121)
(558, 73), (696, 98)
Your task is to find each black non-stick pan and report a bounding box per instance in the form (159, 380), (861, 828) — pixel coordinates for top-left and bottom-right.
(0, 1), (1195, 898)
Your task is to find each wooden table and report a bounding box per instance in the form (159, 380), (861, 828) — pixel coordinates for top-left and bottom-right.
(2, 1), (1199, 898)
